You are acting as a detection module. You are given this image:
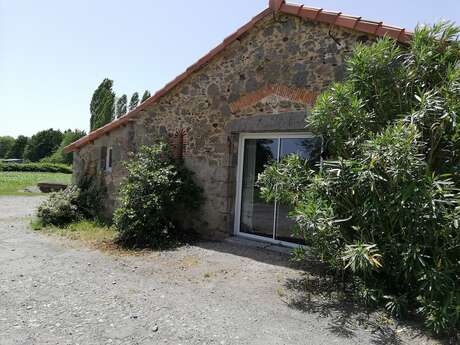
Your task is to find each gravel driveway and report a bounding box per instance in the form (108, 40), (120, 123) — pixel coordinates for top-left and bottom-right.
(0, 196), (440, 345)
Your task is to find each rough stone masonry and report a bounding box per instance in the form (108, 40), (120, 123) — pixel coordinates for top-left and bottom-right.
(73, 13), (372, 239)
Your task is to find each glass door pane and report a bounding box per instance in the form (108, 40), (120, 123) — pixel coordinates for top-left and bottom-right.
(240, 138), (278, 238)
(275, 137), (322, 243)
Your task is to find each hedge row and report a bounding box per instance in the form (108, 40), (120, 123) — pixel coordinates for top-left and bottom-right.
(0, 162), (72, 174)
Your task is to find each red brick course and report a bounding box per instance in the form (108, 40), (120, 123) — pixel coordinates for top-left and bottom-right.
(229, 84), (318, 112)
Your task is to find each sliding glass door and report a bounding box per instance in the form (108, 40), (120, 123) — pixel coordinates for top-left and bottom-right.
(236, 133), (321, 245)
(240, 138), (278, 238)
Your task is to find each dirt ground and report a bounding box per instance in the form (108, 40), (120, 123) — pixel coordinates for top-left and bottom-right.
(0, 196), (443, 345)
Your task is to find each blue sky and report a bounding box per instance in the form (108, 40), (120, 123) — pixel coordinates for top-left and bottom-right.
(1, 0), (459, 137)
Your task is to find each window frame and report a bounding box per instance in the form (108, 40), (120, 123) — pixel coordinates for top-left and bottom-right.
(233, 132), (322, 248)
(106, 146), (113, 172)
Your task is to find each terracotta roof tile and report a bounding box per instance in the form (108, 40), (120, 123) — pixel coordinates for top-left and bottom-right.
(65, 1), (412, 153)
(279, 2), (411, 42)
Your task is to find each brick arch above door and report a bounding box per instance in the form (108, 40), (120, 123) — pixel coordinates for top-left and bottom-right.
(229, 84), (318, 113)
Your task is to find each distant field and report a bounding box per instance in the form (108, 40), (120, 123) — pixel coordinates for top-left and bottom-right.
(0, 172), (71, 196)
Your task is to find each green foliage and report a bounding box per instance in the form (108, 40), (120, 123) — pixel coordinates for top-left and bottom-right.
(6, 135), (29, 159)
(37, 185), (81, 226)
(23, 128), (63, 162)
(115, 94), (127, 118)
(129, 92), (139, 111)
(36, 174), (106, 226)
(4, 128), (85, 164)
(114, 143), (203, 249)
(141, 90), (151, 103)
(75, 174), (106, 220)
(89, 79), (150, 128)
(42, 129), (86, 164)
(406, 22), (460, 90)
(342, 242), (382, 275)
(259, 22), (460, 334)
(309, 82), (373, 158)
(90, 78), (115, 131)
(0, 162), (72, 173)
(0, 136), (15, 158)
(346, 38), (409, 122)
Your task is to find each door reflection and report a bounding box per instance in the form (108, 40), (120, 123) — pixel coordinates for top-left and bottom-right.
(240, 139), (278, 238)
(239, 136), (321, 244)
(275, 137), (321, 244)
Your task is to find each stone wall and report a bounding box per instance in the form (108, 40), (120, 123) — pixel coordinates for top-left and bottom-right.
(73, 13), (372, 238)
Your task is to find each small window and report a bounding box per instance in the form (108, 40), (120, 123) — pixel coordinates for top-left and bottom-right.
(106, 147), (113, 172)
(100, 146), (107, 172)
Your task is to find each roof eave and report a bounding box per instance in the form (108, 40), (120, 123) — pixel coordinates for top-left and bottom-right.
(64, 7), (273, 153)
(65, 1), (413, 153)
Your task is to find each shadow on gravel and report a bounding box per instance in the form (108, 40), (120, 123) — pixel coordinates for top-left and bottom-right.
(285, 271), (366, 339)
(196, 240), (302, 270)
(283, 269), (449, 345)
(197, 240), (406, 343)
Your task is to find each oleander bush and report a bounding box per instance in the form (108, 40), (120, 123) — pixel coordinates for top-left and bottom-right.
(0, 162), (72, 173)
(258, 22), (460, 334)
(114, 143), (203, 249)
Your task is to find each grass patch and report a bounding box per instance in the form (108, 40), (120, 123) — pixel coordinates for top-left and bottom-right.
(0, 171), (71, 196)
(32, 219), (117, 244)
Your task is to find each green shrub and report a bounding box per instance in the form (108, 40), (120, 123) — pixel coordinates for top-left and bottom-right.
(37, 174), (106, 226)
(76, 174), (106, 220)
(114, 143), (203, 248)
(259, 22), (460, 334)
(37, 186), (81, 226)
(0, 162), (72, 173)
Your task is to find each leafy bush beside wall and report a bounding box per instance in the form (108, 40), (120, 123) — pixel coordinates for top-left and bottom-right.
(76, 175), (107, 220)
(259, 23), (460, 334)
(114, 143), (203, 249)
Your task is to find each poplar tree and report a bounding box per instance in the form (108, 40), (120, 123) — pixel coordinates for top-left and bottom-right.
(129, 92), (139, 111)
(116, 94), (128, 118)
(141, 90), (151, 103)
(90, 78), (115, 131)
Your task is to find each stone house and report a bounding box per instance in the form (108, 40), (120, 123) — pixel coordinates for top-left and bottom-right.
(65, 0), (410, 245)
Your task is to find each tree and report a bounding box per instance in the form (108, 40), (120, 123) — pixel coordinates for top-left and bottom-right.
(43, 129), (86, 164)
(115, 94), (127, 118)
(258, 23), (460, 334)
(141, 90), (151, 103)
(23, 129), (63, 162)
(90, 78), (115, 131)
(6, 135), (29, 159)
(0, 136), (15, 158)
(129, 92), (139, 111)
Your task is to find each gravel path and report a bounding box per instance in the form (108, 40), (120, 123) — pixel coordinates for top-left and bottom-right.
(0, 196), (440, 345)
